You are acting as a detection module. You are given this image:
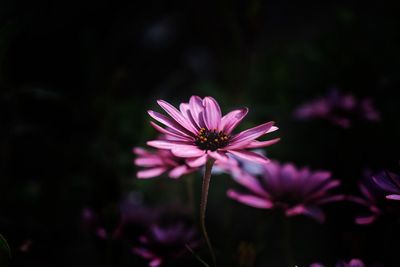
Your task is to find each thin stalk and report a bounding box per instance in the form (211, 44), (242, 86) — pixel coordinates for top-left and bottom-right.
(200, 158), (217, 267)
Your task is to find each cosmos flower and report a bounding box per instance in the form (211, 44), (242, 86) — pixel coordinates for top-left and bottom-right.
(293, 89), (380, 128)
(347, 172), (383, 225)
(310, 259), (366, 267)
(132, 214), (201, 267)
(372, 169), (400, 201)
(133, 147), (197, 179)
(227, 161), (344, 223)
(146, 96), (279, 167)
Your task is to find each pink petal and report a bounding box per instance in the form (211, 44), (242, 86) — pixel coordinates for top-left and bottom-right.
(246, 138), (281, 148)
(168, 165), (191, 179)
(220, 108), (248, 134)
(147, 140), (190, 149)
(133, 147), (149, 156)
(286, 205), (325, 223)
(189, 96), (206, 128)
(386, 194), (400, 200)
(232, 171), (270, 197)
(180, 103), (201, 129)
(227, 122), (275, 149)
(148, 110), (193, 137)
(157, 100), (197, 133)
(207, 150), (229, 162)
(227, 190), (273, 209)
(227, 150), (270, 164)
(149, 258), (163, 267)
(171, 146), (205, 158)
(150, 121), (192, 141)
(202, 96), (222, 130)
(267, 126), (279, 133)
(186, 154), (207, 167)
(137, 167), (167, 179)
(355, 215), (377, 225)
(132, 247), (156, 259)
(134, 157), (163, 167)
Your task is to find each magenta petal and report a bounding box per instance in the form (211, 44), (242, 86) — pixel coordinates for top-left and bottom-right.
(133, 147), (149, 156)
(386, 194), (400, 200)
(220, 108), (248, 134)
(228, 121), (275, 149)
(232, 172), (270, 197)
(180, 103), (200, 129)
(355, 215), (377, 225)
(149, 258), (163, 267)
(186, 154), (207, 167)
(202, 96), (222, 130)
(227, 150), (270, 164)
(171, 146), (205, 158)
(168, 165), (190, 179)
(207, 150), (229, 162)
(189, 96), (205, 127)
(246, 138), (281, 148)
(148, 110), (193, 137)
(137, 167), (167, 178)
(227, 190), (273, 209)
(134, 157), (163, 167)
(286, 205), (325, 223)
(132, 247), (156, 259)
(157, 100), (197, 133)
(147, 140), (190, 149)
(150, 122), (192, 141)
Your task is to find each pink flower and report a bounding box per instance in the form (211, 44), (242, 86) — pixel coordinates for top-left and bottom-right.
(293, 89), (380, 128)
(146, 96), (279, 167)
(227, 161), (344, 223)
(134, 147), (197, 179)
(347, 172), (383, 225)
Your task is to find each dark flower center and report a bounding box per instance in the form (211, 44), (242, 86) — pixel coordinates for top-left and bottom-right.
(195, 128), (230, 151)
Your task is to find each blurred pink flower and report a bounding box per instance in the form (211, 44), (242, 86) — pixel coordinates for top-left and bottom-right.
(372, 169), (400, 201)
(146, 96), (279, 166)
(133, 147), (197, 179)
(293, 89), (380, 128)
(227, 161), (344, 223)
(347, 172), (383, 225)
(310, 259), (366, 267)
(132, 213), (201, 267)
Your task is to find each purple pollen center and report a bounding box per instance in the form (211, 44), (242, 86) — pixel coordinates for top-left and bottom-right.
(195, 128), (230, 151)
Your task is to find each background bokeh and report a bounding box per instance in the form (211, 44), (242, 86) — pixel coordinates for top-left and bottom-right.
(0, 1), (399, 266)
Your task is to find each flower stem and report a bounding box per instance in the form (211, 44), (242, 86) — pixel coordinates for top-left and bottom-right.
(200, 158), (217, 267)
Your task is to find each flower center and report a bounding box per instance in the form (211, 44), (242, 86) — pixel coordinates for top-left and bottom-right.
(195, 128), (230, 151)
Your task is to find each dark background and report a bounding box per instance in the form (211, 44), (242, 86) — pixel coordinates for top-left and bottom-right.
(0, 0), (399, 266)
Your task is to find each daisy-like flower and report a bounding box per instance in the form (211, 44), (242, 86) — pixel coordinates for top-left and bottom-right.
(347, 172), (383, 225)
(133, 147), (197, 179)
(372, 169), (400, 201)
(133, 215), (201, 267)
(227, 161), (344, 223)
(293, 89), (380, 128)
(146, 96), (279, 166)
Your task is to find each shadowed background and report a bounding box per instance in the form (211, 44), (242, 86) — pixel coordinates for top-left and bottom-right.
(0, 1), (399, 266)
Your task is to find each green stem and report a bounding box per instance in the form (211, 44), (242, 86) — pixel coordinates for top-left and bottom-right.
(200, 158), (217, 267)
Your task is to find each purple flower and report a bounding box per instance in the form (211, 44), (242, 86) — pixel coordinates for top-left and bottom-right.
(372, 169), (400, 201)
(227, 161), (344, 223)
(347, 172), (383, 225)
(294, 89), (380, 128)
(132, 214), (201, 267)
(133, 147), (197, 179)
(146, 96), (279, 167)
(311, 259), (366, 267)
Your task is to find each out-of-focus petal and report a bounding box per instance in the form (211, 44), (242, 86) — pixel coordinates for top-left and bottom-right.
(227, 150), (270, 164)
(137, 167), (167, 179)
(171, 146), (205, 158)
(227, 190), (273, 209)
